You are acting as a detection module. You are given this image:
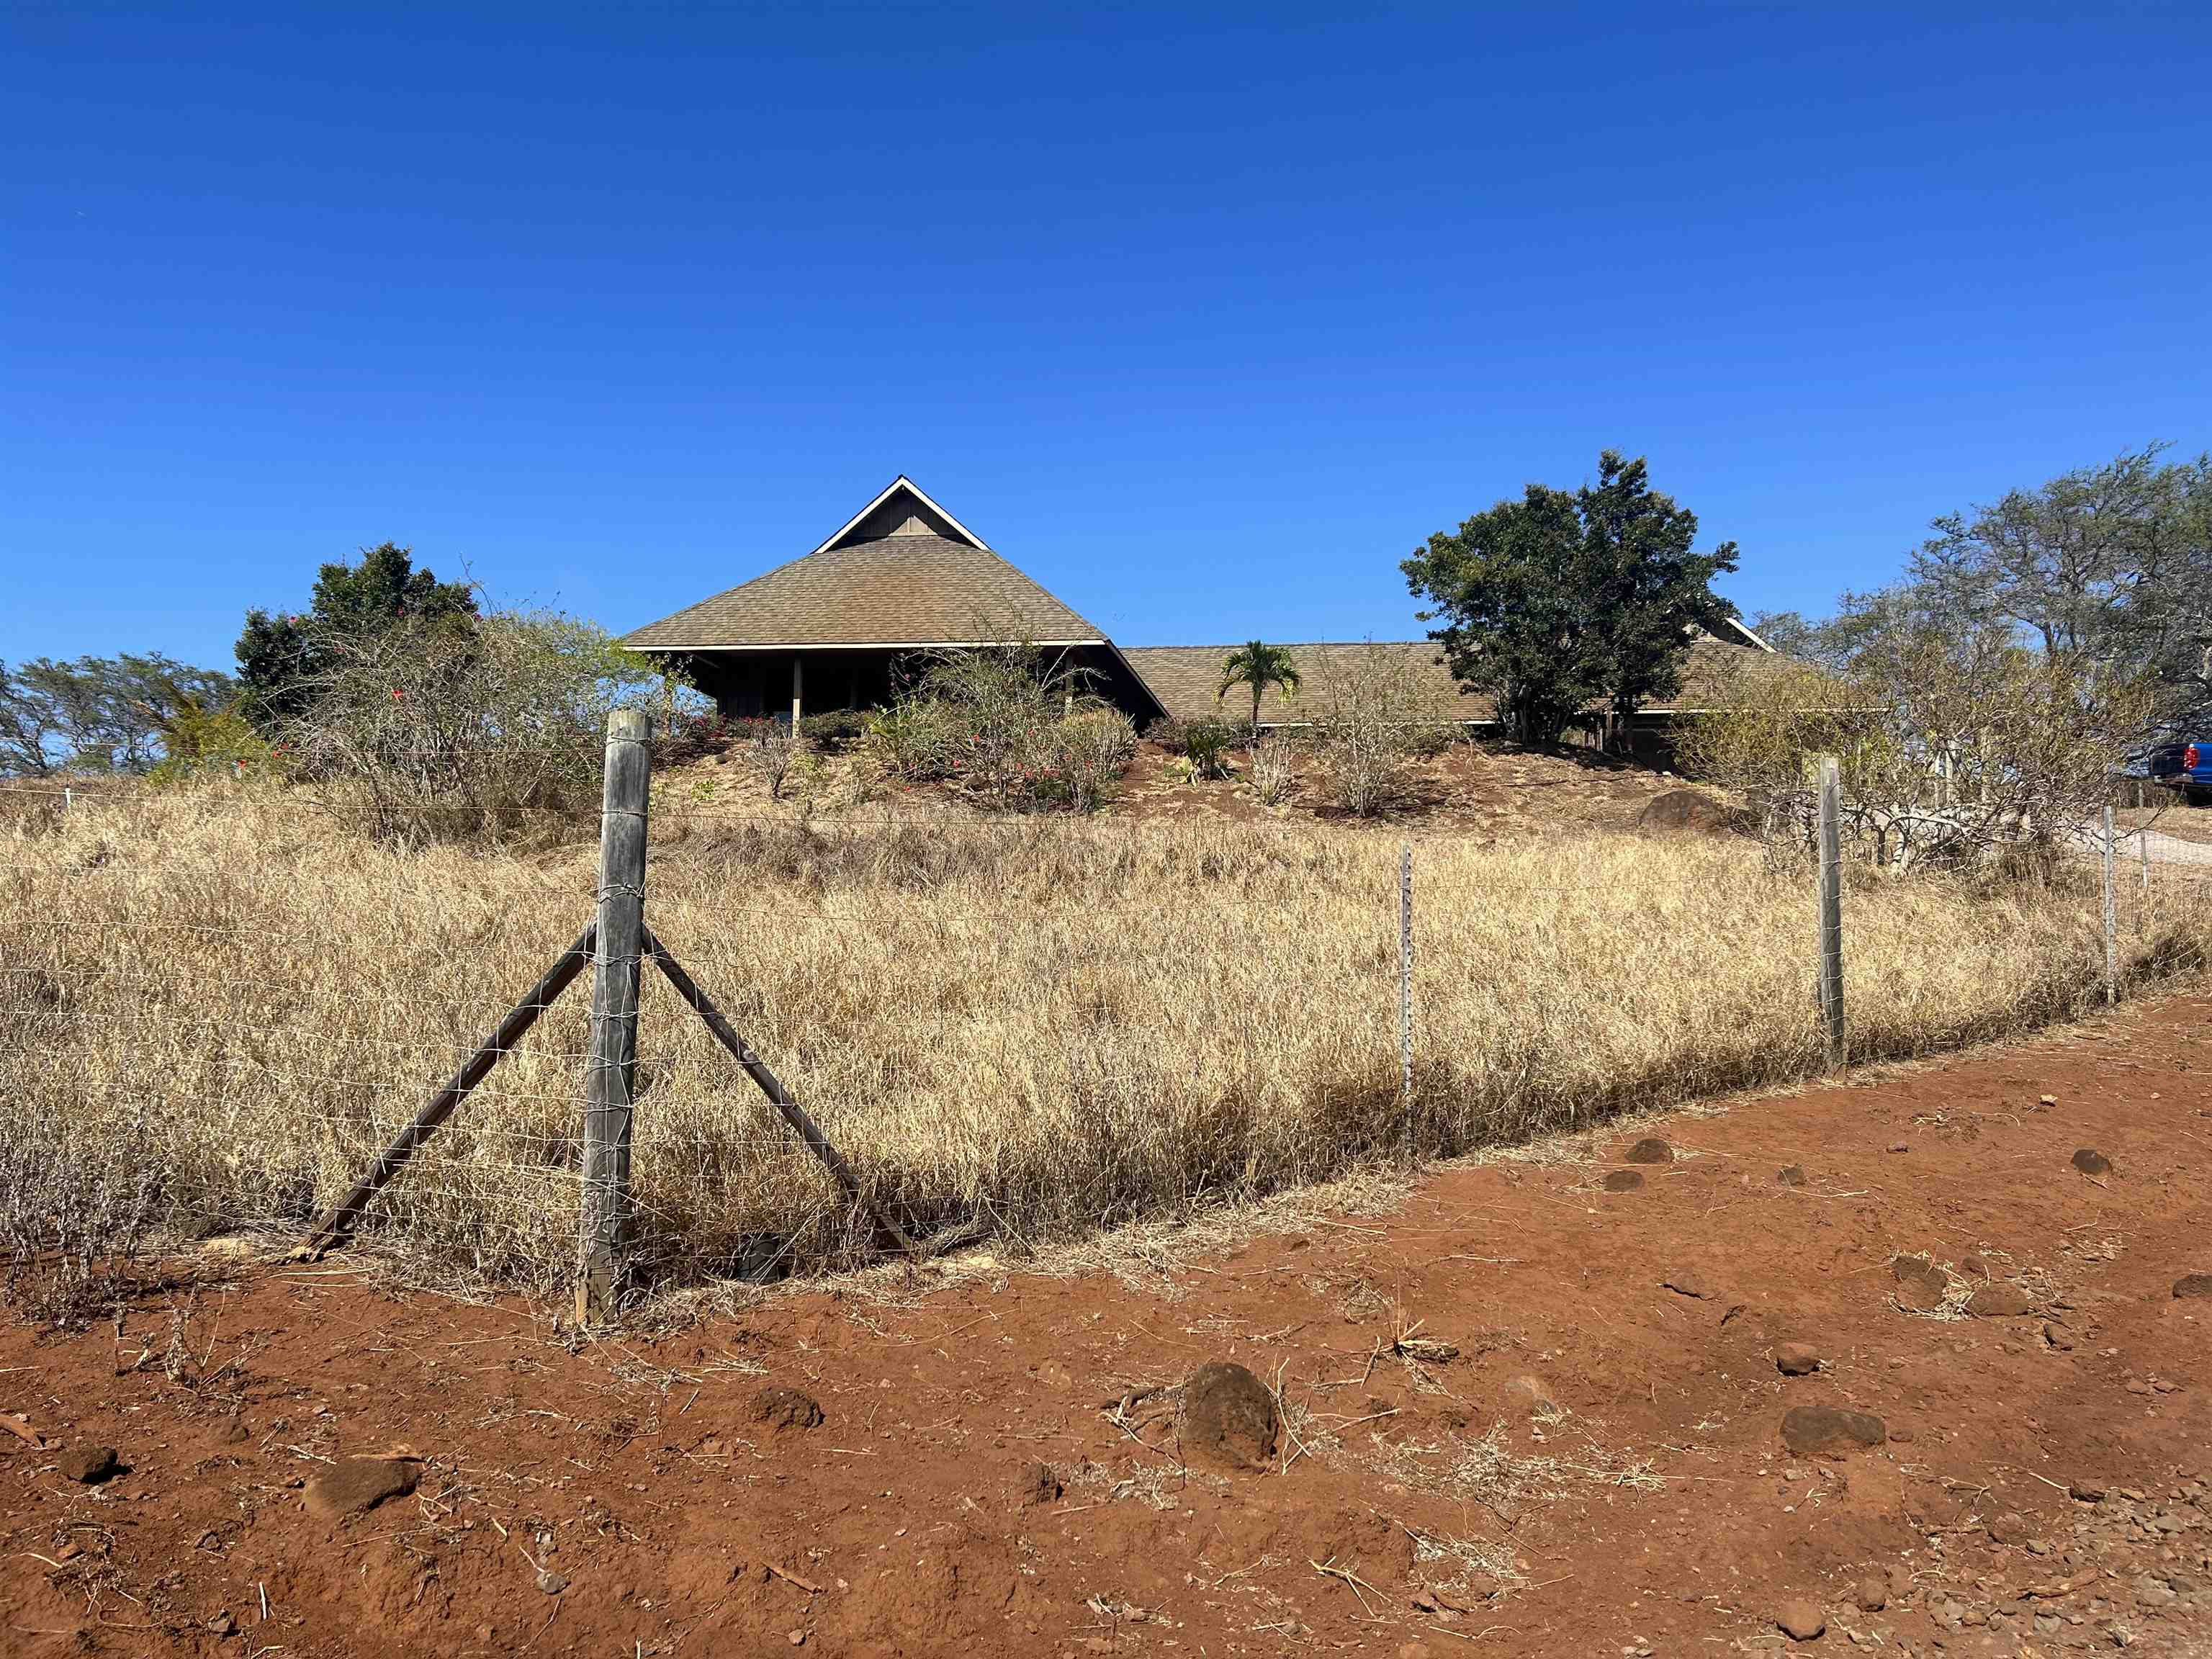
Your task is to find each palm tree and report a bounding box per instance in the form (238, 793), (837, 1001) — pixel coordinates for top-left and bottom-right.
(1217, 640), (1301, 733)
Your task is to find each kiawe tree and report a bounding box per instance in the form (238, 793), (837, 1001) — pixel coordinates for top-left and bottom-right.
(236, 541), (477, 729)
(1402, 451), (1740, 747)
(1216, 640), (1302, 730)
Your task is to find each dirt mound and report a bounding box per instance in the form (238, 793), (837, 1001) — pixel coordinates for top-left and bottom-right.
(1178, 1360), (1278, 1472)
(749, 1386), (824, 1433)
(302, 1456), (420, 1520)
(1638, 788), (1744, 836)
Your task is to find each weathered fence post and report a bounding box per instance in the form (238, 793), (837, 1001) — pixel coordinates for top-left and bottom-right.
(578, 707), (650, 1326)
(2140, 813), (2152, 896)
(1817, 755), (1845, 1070)
(2102, 804), (2117, 1007)
(1398, 840), (1413, 1163)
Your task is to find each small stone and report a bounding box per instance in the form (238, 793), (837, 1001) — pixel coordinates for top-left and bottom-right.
(1781, 1405), (1887, 1457)
(1624, 1137), (1673, 1164)
(1776, 1599), (1826, 1640)
(2073, 1148), (2112, 1177)
(2045, 1322), (2077, 1350)
(788, 1629), (807, 1646)
(302, 1457), (419, 1520)
(1887, 1141), (1910, 1154)
(536, 1568), (567, 1595)
(2173, 1274), (2212, 1300)
(1960, 1253), (1992, 1278)
(2071, 1481), (2109, 1502)
(56, 1444), (120, 1485)
(2039, 1094), (2058, 1107)
(1967, 1285), (2034, 1318)
(1854, 1575), (1888, 1611)
(1990, 1511), (2029, 1544)
(209, 1611), (237, 1637)
(1777, 1164), (1807, 1186)
(1776, 1342), (1822, 1377)
(1603, 1169), (1645, 1192)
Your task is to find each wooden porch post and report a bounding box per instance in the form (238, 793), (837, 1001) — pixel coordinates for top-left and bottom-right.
(791, 655), (804, 727)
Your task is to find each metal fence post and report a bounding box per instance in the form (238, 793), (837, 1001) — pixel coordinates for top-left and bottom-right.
(1398, 841), (1413, 1163)
(578, 707), (650, 1326)
(2102, 804), (2117, 1007)
(1817, 755), (1845, 1070)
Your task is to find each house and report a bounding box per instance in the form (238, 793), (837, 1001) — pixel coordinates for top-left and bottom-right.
(622, 476), (1778, 762)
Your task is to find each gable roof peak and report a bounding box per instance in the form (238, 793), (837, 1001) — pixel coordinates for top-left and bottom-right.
(811, 475), (992, 557)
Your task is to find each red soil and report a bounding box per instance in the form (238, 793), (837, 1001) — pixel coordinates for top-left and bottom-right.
(6, 999), (2211, 1658)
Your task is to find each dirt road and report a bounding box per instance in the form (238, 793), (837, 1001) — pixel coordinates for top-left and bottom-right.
(5, 999), (2211, 1657)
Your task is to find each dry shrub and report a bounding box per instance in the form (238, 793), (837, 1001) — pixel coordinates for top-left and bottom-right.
(1, 789), (2199, 1298)
(0, 1104), (160, 1326)
(1310, 644), (1421, 817)
(1251, 732), (1296, 805)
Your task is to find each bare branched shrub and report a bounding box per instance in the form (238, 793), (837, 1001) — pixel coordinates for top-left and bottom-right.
(728, 716), (804, 800)
(1681, 629), (2157, 867)
(1251, 731), (1296, 805)
(280, 610), (673, 842)
(1310, 643), (1420, 817)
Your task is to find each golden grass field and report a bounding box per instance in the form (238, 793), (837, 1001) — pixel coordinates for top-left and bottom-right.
(4, 781), (2205, 1298)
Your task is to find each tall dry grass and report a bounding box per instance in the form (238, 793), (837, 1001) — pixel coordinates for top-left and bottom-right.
(2, 782), (2203, 1303)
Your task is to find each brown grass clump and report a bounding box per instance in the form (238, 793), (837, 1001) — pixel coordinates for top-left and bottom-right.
(1, 785), (2201, 1304)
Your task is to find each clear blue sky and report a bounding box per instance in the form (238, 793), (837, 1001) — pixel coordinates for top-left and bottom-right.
(7, 3), (2209, 670)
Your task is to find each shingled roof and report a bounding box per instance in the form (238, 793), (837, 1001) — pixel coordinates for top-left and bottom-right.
(624, 477), (1105, 649)
(1121, 631), (1786, 727)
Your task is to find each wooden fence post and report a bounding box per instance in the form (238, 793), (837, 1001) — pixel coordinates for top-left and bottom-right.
(2102, 804), (2117, 1007)
(1398, 841), (1413, 1164)
(1817, 755), (1845, 1070)
(578, 707), (650, 1326)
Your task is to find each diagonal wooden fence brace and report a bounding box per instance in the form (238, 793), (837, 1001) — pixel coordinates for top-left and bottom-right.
(642, 927), (919, 1259)
(297, 920), (598, 1259)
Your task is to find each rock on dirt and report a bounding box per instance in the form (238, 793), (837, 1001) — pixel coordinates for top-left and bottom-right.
(1602, 1169), (1644, 1192)
(1892, 1254), (1950, 1309)
(1989, 1511), (2030, 1545)
(1624, 1137), (1673, 1164)
(1774, 1598), (1827, 1640)
(536, 1568), (569, 1595)
(749, 1387), (825, 1434)
(1781, 1405), (1887, 1457)
(2172, 1273), (2212, 1299)
(1966, 1284), (2034, 1318)
(1776, 1164), (1807, 1186)
(1775, 1341), (1822, 1376)
(1016, 1461), (1063, 1506)
(1179, 1361), (1280, 1473)
(56, 1443), (119, 1484)
(1853, 1573), (1888, 1611)
(302, 1456), (420, 1521)
(2073, 1147), (2113, 1176)
(1639, 790), (1743, 836)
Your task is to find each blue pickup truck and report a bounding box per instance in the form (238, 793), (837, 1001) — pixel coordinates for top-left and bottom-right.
(2148, 742), (2212, 805)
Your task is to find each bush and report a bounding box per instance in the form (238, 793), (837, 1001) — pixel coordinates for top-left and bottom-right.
(1182, 718), (1240, 781)
(0, 1107), (159, 1327)
(1310, 643), (1421, 817)
(279, 611), (678, 843)
(1251, 731), (1296, 805)
(866, 644), (1135, 813)
(799, 710), (868, 748)
(148, 697), (274, 786)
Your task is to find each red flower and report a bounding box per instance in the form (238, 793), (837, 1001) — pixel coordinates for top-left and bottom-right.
(391, 688), (405, 701)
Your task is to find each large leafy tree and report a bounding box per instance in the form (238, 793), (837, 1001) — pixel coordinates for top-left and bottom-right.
(235, 542), (477, 729)
(1216, 639), (1302, 729)
(0, 653), (233, 775)
(1403, 451), (1740, 747)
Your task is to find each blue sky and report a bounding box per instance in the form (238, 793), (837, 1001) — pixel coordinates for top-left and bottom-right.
(6, 3), (2209, 670)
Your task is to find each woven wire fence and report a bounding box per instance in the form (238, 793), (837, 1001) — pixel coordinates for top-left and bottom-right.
(6, 765), (2211, 1308)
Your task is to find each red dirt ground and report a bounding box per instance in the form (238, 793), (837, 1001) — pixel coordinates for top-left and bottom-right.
(6, 999), (2211, 1658)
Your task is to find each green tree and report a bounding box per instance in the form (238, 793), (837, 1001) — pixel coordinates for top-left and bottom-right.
(1216, 640), (1302, 730)
(0, 653), (233, 775)
(1402, 451), (1739, 747)
(235, 541), (477, 729)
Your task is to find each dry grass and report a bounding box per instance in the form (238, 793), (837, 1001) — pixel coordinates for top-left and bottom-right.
(4, 783), (2207, 1305)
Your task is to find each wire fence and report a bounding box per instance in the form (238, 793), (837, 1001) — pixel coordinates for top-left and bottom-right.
(8, 745), (2212, 1316)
